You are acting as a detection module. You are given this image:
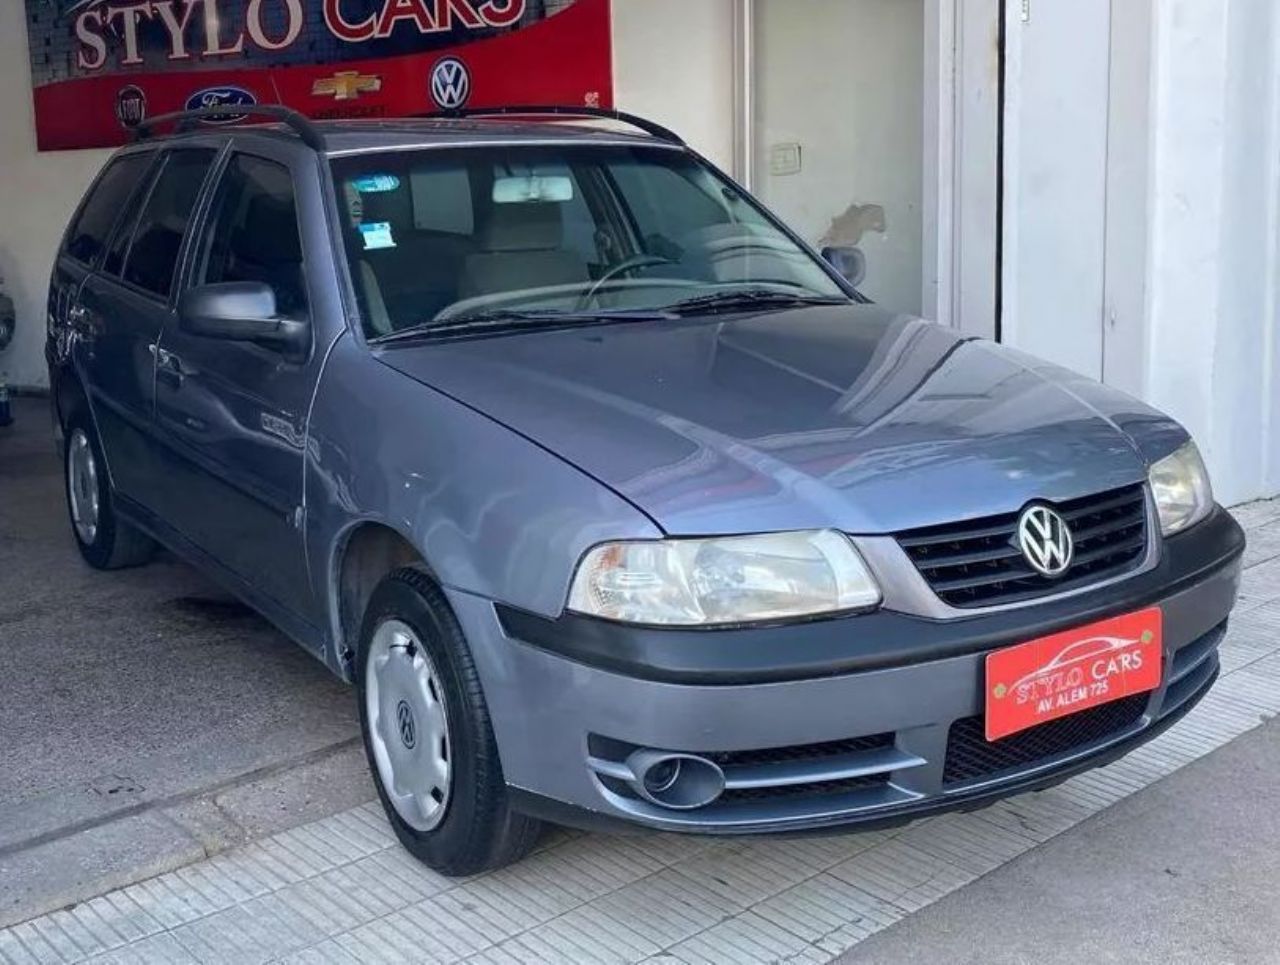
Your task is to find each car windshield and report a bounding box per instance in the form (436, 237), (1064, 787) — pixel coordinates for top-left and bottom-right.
(329, 143), (850, 341)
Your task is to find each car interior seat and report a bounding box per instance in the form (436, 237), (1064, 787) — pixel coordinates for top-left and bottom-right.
(458, 201), (589, 300)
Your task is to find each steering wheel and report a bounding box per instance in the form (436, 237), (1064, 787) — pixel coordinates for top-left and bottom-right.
(576, 253), (675, 310)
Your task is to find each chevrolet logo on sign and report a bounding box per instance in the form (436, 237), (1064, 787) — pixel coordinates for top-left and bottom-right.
(312, 71), (382, 101)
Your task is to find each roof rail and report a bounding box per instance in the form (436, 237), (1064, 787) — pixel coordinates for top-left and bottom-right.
(133, 105), (325, 151)
(422, 105), (685, 146)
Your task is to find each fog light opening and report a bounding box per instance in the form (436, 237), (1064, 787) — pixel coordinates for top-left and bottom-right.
(643, 758), (681, 795)
(626, 750), (725, 810)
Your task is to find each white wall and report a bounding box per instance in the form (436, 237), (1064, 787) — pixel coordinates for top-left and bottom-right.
(1142, 0), (1280, 505)
(1004, 0), (1279, 505)
(610, 0), (737, 171)
(0, 4), (111, 390)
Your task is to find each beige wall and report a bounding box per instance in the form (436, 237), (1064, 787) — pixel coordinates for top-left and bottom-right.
(753, 0), (925, 315)
(0, 4), (111, 389)
(610, 0), (737, 171)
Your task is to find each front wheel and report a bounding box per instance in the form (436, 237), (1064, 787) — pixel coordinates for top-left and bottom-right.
(356, 566), (542, 876)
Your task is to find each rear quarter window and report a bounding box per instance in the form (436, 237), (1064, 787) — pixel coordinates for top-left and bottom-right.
(121, 149), (218, 299)
(63, 153), (153, 266)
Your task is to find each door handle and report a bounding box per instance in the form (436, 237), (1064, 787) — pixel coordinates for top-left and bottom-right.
(150, 344), (185, 388)
(67, 304), (95, 336)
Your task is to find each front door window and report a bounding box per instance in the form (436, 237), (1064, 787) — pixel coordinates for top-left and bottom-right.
(195, 155), (307, 317)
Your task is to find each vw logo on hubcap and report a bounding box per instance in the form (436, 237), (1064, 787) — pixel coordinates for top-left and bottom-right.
(395, 700), (417, 749)
(1017, 505), (1074, 577)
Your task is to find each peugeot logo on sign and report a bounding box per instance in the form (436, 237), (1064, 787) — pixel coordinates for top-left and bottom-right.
(430, 57), (471, 110)
(1017, 505), (1074, 577)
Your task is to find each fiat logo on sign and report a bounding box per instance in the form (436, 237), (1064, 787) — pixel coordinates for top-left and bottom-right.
(430, 57), (471, 110)
(1017, 505), (1074, 577)
(185, 86), (257, 124)
(114, 85), (147, 129)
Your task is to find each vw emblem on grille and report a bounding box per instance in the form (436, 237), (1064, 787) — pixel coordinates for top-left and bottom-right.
(1017, 505), (1074, 577)
(430, 57), (471, 110)
(395, 700), (417, 749)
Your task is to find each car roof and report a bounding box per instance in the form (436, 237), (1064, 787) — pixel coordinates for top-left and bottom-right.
(320, 117), (678, 154)
(133, 116), (682, 158)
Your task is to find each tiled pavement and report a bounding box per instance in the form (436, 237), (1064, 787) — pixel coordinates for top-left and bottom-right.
(3, 501), (1280, 965)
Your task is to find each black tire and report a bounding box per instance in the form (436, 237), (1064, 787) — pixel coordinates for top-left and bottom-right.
(356, 566), (542, 876)
(63, 411), (154, 570)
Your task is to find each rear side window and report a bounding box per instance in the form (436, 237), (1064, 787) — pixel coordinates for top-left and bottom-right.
(64, 154), (152, 265)
(196, 155), (307, 316)
(102, 187), (149, 277)
(122, 149), (217, 299)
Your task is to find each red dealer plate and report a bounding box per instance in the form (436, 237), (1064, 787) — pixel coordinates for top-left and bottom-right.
(985, 608), (1163, 741)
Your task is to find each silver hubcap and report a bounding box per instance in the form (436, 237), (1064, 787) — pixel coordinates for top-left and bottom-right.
(365, 619), (452, 831)
(67, 428), (100, 545)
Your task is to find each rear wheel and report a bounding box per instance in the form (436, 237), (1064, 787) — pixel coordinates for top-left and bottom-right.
(64, 414), (153, 570)
(356, 566), (542, 876)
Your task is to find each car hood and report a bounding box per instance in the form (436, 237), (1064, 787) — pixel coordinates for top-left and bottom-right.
(377, 305), (1187, 536)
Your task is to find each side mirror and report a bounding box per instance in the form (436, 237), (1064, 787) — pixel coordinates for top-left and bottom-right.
(821, 245), (867, 288)
(178, 282), (308, 354)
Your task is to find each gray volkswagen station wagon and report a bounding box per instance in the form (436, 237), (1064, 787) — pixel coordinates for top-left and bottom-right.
(47, 106), (1244, 875)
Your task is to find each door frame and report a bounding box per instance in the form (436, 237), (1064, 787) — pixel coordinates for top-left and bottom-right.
(732, 0), (1001, 336)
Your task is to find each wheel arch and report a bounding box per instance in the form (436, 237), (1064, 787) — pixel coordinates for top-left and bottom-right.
(54, 367), (89, 430)
(330, 519), (436, 681)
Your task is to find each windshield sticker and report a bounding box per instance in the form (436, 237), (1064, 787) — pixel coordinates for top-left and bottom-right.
(352, 174), (401, 194)
(359, 222), (396, 251)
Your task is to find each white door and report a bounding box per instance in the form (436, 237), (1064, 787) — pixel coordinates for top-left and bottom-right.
(1001, 0), (1113, 379)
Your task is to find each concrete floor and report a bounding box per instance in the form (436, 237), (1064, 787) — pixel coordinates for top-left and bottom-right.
(0, 398), (371, 927)
(840, 715), (1280, 965)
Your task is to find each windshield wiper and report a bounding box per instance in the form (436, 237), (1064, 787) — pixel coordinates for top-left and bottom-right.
(667, 289), (848, 316)
(372, 308), (674, 345)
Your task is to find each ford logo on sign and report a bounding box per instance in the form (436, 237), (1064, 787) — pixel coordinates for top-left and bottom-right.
(185, 86), (257, 124)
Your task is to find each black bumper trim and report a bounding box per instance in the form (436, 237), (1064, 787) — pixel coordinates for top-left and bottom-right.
(497, 506), (1244, 686)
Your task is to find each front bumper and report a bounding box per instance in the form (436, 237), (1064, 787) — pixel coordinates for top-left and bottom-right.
(450, 508), (1244, 834)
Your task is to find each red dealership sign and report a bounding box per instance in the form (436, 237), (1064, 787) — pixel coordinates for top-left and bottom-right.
(26, 0), (613, 151)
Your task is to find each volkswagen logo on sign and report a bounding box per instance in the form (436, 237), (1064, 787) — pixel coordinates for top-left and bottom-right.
(185, 86), (257, 124)
(430, 57), (471, 110)
(1017, 505), (1074, 578)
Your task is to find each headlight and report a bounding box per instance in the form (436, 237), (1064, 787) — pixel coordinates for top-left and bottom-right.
(1149, 441), (1214, 536)
(567, 530), (882, 626)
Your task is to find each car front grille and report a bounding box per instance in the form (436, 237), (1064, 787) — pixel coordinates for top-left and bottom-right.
(897, 483), (1149, 608)
(942, 692), (1149, 786)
